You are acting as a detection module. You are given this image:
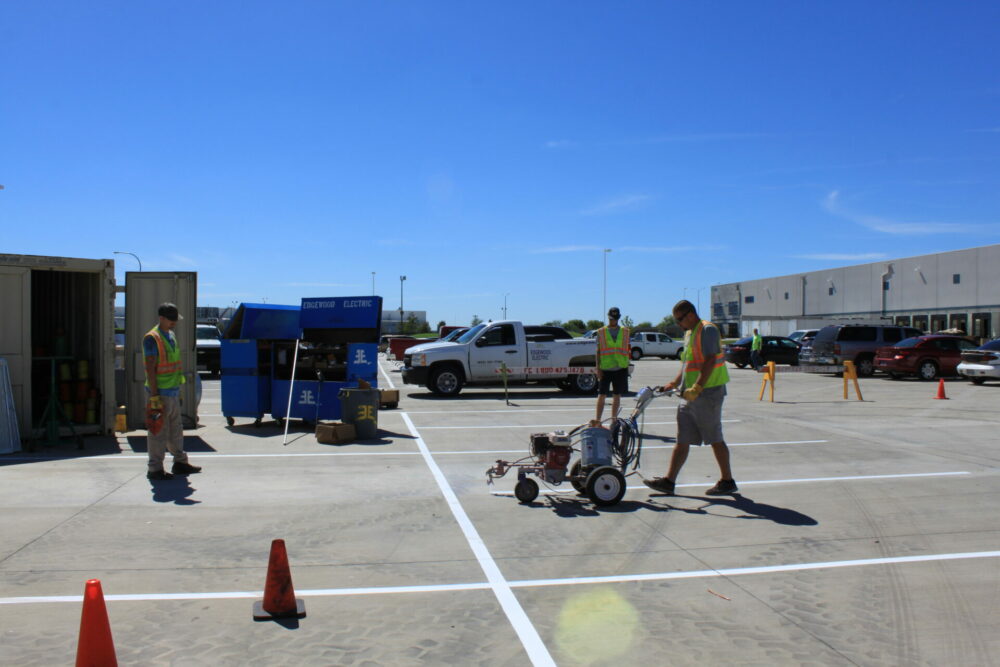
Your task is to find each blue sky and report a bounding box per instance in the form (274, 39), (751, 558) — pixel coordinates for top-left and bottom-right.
(3, 1), (999, 326)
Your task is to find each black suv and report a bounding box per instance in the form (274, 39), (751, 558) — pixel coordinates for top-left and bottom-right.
(799, 324), (923, 377)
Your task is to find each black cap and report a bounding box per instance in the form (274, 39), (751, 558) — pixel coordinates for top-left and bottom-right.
(608, 307), (621, 319)
(158, 302), (182, 321)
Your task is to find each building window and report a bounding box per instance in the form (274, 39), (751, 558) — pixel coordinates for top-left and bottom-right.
(883, 281), (890, 291)
(784, 292), (789, 300)
(744, 295), (754, 304)
(828, 287), (835, 296)
(713, 303), (724, 318)
(953, 274), (961, 284)
(727, 301), (739, 316)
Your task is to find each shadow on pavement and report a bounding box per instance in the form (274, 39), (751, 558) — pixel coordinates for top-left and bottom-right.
(647, 493), (818, 526)
(149, 476), (201, 505)
(126, 435), (217, 453)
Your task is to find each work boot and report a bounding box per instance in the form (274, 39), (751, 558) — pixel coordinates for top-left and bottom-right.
(147, 469), (174, 481)
(171, 461), (202, 475)
(705, 479), (739, 496)
(643, 477), (675, 495)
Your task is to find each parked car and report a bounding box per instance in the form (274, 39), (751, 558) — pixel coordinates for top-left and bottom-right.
(788, 329), (819, 346)
(874, 335), (978, 380)
(799, 324), (923, 377)
(957, 338), (1000, 385)
(725, 336), (800, 368)
(629, 331), (684, 360)
(195, 323), (222, 376)
(438, 327), (468, 342)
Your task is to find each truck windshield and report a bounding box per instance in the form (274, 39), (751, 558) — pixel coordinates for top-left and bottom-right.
(457, 324), (487, 344)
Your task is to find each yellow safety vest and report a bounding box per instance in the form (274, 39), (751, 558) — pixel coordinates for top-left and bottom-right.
(144, 326), (185, 390)
(682, 320), (729, 389)
(598, 326), (630, 370)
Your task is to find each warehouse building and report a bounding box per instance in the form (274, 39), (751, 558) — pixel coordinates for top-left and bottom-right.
(711, 243), (1000, 342)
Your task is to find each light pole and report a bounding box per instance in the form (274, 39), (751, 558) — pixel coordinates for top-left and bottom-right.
(503, 293), (510, 319)
(371, 272), (376, 296)
(113, 251), (142, 272)
(399, 275), (407, 333)
(603, 248), (612, 316)
(684, 287), (704, 315)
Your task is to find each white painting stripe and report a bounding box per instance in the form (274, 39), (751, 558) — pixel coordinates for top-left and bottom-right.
(3, 550), (997, 605)
(401, 412), (556, 667)
(378, 360), (397, 389)
(420, 420), (740, 430)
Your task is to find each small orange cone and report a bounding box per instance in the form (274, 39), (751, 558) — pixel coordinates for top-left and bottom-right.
(76, 579), (117, 667)
(934, 378), (948, 400)
(253, 539), (306, 620)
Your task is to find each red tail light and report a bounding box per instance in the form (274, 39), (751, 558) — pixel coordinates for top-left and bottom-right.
(833, 344), (840, 355)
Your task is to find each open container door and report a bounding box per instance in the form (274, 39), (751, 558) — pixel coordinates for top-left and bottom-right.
(0, 266), (30, 446)
(124, 272), (197, 430)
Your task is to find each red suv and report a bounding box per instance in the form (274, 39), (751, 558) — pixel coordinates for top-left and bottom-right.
(874, 335), (978, 380)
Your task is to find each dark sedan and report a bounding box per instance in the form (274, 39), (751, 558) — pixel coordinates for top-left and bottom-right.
(724, 336), (800, 368)
(874, 335), (977, 380)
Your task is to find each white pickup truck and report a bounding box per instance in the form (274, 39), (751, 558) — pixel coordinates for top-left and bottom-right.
(401, 321), (599, 395)
(629, 331), (684, 360)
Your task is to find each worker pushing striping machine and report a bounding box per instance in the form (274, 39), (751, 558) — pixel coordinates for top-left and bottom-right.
(486, 386), (673, 506)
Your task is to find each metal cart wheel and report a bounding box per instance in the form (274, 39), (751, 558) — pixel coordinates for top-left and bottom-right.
(586, 466), (626, 507)
(569, 460), (586, 494)
(514, 478), (539, 504)
(274, 416), (284, 428)
(226, 416), (235, 426)
(253, 417), (262, 427)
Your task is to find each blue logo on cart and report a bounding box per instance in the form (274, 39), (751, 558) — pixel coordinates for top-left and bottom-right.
(300, 296), (382, 329)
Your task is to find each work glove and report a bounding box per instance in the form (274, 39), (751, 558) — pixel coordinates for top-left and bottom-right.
(148, 395), (163, 410)
(682, 384), (703, 401)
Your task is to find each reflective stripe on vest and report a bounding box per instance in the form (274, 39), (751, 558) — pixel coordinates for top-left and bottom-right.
(144, 326), (185, 390)
(681, 320), (729, 389)
(598, 326), (630, 370)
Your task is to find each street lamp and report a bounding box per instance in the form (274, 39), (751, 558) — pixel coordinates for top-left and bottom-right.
(399, 275), (407, 333)
(503, 293), (510, 319)
(603, 249), (612, 316)
(684, 287), (704, 315)
(113, 251), (142, 272)
(371, 272), (376, 296)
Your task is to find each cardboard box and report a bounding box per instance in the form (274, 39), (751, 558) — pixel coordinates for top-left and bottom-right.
(316, 421), (356, 444)
(379, 389), (399, 409)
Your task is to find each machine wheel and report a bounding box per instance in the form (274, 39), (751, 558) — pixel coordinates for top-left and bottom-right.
(428, 366), (463, 396)
(855, 355), (875, 377)
(571, 372), (598, 394)
(631, 348), (642, 360)
(918, 360), (939, 381)
(226, 416), (235, 426)
(586, 467), (626, 507)
(569, 460), (586, 494)
(514, 478), (539, 504)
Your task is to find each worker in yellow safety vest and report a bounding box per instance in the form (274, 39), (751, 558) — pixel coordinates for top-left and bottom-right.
(644, 300), (738, 496)
(593, 306), (630, 425)
(143, 302), (201, 481)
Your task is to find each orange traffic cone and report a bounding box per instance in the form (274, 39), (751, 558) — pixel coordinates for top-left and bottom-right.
(76, 579), (117, 667)
(934, 378), (948, 400)
(253, 539), (306, 620)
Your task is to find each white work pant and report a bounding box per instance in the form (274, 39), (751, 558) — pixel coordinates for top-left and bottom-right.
(147, 395), (189, 472)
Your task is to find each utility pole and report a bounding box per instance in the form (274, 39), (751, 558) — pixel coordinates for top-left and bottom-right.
(371, 272), (376, 296)
(603, 248), (612, 316)
(503, 293), (510, 319)
(399, 275), (407, 333)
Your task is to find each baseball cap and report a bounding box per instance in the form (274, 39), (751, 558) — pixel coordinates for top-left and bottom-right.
(608, 307), (621, 319)
(158, 302), (183, 321)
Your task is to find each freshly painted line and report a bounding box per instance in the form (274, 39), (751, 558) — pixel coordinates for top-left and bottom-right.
(510, 550), (1000, 589)
(405, 406), (677, 415)
(4, 550), (998, 605)
(490, 471), (972, 496)
(420, 420), (741, 430)
(401, 412), (556, 667)
(378, 361), (397, 389)
(436, 439), (830, 455)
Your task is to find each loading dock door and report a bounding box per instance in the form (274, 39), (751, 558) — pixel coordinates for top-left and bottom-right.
(124, 272), (197, 430)
(0, 267), (31, 437)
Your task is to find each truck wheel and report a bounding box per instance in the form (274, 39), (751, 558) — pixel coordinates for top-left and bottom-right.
(674, 347), (683, 360)
(631, 348), (642, 360)
(428, 366), (463, 396)
(514, 478), (539, 504)
(586, 466), (626, 506)
(571, 372), (598, 394)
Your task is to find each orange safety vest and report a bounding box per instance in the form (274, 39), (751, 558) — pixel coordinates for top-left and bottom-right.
(597, 326), (630, 370)
(682, 320), (729, 388)
(144, 326), (185, 390)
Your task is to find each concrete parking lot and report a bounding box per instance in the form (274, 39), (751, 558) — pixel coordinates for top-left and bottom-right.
(2, 357), (999, 665)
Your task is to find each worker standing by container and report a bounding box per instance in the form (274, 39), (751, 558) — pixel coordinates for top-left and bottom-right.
(644, 300), (737, 496)
(144, 303), (201, 480)
(593, 307), (630, 426)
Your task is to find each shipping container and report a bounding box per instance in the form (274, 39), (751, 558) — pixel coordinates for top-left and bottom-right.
(0, 254), (117, 443)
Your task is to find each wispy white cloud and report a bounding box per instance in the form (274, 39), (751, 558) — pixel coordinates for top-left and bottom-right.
(168, 253), (197, 266)
(618, 245), (726, 253)
(543, 139), (578, 149)
(794, 253), (887, 261)
(822, 190), (992, 235)
(580, 194), (653, 216)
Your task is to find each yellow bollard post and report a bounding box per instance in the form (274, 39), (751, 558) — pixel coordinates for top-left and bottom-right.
(758, 362), (776, 402)
(843, 360), (863, 401)
(768, 361), (776, 402)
